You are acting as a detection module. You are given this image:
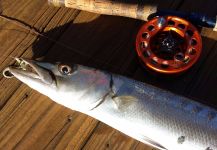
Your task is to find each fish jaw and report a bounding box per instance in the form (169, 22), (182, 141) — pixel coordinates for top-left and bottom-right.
(2, 58), (112, 112)
(3, 58), (58, 99)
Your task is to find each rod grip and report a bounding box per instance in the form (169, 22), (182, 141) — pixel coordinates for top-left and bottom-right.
(48, 0), (157, 21)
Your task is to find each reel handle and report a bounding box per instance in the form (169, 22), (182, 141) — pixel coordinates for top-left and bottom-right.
(48, 0), (157, 21)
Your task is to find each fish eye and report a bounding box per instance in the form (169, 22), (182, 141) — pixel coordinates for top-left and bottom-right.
(58, 64), (73, 75)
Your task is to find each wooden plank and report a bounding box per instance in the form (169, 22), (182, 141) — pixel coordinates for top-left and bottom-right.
(0, 1), (79, 108)
(45, 116), (98, 150)
(0, 85), (54, 149)
(0, 0), (183, 149)
(1, 0), (217, 150)
(82, 123), (139, 150)
(0, 1), (97, 150)
(0, 0), (57, 109)
(0, 1), (101, 150)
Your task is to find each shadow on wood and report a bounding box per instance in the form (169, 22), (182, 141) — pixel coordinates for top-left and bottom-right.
(30, 11), (217, 109)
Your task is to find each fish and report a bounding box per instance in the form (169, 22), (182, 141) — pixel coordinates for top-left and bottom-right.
(2, 58), (217, 150)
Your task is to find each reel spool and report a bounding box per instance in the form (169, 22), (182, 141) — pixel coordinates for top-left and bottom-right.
(136, 16), (202, 74)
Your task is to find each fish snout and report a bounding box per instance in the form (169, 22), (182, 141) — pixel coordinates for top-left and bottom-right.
(2, 58), (53, 85)
(3, 67), (14, 78)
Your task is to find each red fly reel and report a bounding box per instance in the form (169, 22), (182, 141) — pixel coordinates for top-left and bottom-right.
(136, 16), (202, 74)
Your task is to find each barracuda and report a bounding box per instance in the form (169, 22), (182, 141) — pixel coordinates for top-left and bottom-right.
(3, 58), (217, 150)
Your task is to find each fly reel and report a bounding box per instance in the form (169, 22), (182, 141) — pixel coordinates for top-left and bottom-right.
(136, 16), (202, 74)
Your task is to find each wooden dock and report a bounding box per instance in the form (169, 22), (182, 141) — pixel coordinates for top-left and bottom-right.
(0, 0), (217, 149)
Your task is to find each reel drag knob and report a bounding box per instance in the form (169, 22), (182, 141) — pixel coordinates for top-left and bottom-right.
(136, 16), (202, 74)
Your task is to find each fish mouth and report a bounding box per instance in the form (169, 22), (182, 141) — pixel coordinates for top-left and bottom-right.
(3, 58), (53, 85)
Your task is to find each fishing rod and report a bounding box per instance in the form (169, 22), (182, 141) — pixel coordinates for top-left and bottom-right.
(49, 0), (217, 74)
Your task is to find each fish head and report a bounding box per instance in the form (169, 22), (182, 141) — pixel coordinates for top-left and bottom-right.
(3, 58), (111, 112)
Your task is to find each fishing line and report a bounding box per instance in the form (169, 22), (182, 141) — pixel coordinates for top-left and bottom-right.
(0, 14), (91, 57)
(0, 14), (132, 73)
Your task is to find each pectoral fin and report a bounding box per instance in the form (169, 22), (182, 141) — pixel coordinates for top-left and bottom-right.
(112, 95), (138, 110)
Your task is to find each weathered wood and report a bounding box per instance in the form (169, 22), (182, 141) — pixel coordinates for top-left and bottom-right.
(47, 116), (98, 150)
(0, 1), (99, 150)
(82, 122), (140, 150)
(0, 1), (104, 150)
(0, 0), (79, 108)
(1, 0), (217, 150)
(0, 0), (58, 109)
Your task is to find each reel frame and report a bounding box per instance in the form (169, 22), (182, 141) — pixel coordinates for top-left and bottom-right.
(136, 16), (202, 74)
